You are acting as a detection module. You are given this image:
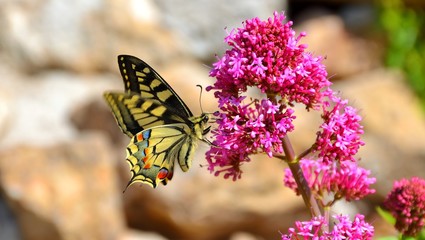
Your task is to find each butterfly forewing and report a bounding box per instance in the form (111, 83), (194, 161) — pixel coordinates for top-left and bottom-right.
(104, 92), (187, 137)
(118, 55), (192, 118)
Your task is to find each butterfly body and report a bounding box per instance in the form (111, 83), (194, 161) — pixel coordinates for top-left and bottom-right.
(104, 55), (210, 188)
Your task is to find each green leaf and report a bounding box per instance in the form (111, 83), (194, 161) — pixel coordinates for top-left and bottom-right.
(401, 236), (416, 240)
(417, 228), (425, 240)
(377, 206), (396, 225)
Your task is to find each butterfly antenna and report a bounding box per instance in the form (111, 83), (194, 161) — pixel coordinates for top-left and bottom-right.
(196, 84), (205, 113)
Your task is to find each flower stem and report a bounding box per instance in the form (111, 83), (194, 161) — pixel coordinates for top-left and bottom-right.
(282, 135), (323, 218)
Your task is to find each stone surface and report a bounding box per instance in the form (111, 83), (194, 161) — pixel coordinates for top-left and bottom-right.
(229, 232), (260, 240)
(0, 0), (182, 73)
(0, 193), (21, 240)
(155, 0), (286, 60)
(0, 64), (118, 149)
(120, 229), (168, 240)
(295, 14), (382, 79)
(70, 98), (126, 145)
(0, 134), (126, 240)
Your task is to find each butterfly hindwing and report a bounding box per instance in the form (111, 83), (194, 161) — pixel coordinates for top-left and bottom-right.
(125, 124), (197, 188)
(118, 55), (192, 118)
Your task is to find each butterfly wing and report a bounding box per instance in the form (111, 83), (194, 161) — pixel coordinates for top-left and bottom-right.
(125, 124), (197, 188)
(117, 55), (192, 118)
(103, 92), (188, 137)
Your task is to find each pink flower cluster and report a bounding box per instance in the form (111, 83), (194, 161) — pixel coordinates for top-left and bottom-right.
(208, 12), (330, 110)
(206, 98), (295, 180)
(281, 214), (374, 239)
(383, 177), (425, 237)
(284, 159), (376, 202)
(315, 94), (365, 163)
(206, 12), (334, 179)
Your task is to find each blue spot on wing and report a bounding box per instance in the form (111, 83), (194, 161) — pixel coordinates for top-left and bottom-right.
(142, 130), (151, 140)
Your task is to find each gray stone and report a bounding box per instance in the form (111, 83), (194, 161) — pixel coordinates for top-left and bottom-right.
(155, 0), (287, 60)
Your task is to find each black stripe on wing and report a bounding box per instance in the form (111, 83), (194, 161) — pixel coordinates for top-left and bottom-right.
(117, 55), (193, 118)
(103, 92), (187, 137)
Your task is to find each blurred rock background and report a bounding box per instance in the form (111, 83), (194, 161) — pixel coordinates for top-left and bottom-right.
(0, 0), (424, 239)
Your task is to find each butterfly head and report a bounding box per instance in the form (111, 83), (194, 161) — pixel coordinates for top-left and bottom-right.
(190, 113), (211, 140)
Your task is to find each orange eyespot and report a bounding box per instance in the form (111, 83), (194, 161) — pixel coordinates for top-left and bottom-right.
(137, 133), (144, 141)
(157, 168), (168, 180)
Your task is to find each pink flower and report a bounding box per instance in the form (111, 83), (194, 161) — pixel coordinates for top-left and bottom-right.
(281, 214), (374, 239)
(329, 214), (374, 239)
(314, 94), (364, 163)
(284, 159), (376, 202)
(282, 216), (326, 239)
(383, 177), (425, 237)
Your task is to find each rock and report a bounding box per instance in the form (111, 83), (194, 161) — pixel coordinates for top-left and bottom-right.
(229, 232), (261, 240)
(0, 0), (182, 73)
(0, 194), (21, 240)
(0, 134), (126, 240)
(0, 0), (107, 73)
(120, 229), (168, 240)
(0, 84), (11, 143)
(70, 98), (126, 145)
(0, 67), (118, 149)
(155, 0), (286, 60)
(295, 14), (382, 79)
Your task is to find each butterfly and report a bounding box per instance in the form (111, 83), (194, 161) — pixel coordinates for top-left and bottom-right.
(104, 55), (211, 188)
